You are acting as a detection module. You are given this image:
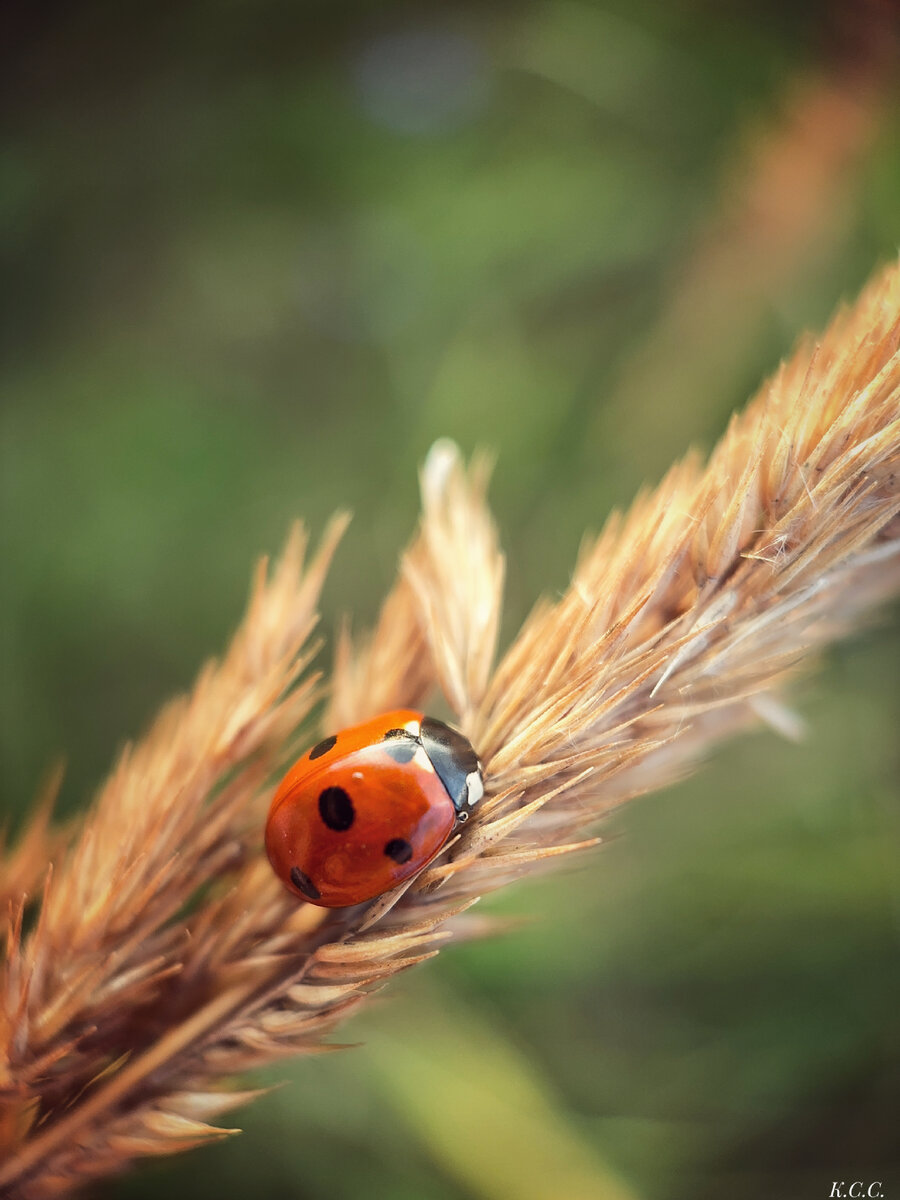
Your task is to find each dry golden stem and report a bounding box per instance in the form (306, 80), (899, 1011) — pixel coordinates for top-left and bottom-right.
(1, 262), (898, 1197)
(604, 29), (896, 472)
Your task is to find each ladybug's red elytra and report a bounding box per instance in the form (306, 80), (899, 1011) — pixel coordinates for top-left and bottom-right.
(265, 709), (484, 908)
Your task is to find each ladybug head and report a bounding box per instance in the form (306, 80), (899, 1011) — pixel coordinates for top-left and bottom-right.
(419, 717), (484, 817)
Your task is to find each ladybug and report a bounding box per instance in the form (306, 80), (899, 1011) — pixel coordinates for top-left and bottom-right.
(265, 709), (483, 908)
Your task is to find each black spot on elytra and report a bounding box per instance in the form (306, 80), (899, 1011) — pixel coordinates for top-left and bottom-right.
(318, 786), (355, 831)
(381, 728), (419, 764)
(309, 735), (337, 760)
(290, 866), (321, 900)
(384, 837), (413, 864)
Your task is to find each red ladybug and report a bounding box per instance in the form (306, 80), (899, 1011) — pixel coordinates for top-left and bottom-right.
(265, 709), (483, 908)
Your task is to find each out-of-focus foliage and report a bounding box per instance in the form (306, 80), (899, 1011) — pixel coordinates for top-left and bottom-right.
(2, 2), (898, 1198)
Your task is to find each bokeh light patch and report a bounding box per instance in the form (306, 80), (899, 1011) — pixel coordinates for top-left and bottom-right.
(353, 26), (492, 136)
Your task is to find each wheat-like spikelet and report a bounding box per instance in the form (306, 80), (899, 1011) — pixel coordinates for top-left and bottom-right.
(1, 262), (898, 1197)
(0, 769), (67, 923)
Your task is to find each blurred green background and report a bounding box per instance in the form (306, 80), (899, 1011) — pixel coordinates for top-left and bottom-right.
(2, 2), (899, 1197)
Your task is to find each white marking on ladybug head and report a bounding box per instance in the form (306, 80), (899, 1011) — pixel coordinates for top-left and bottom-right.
(403, 718), (421, 735)
(414, 747), (434, 773)
(465, 770), (483, 807)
